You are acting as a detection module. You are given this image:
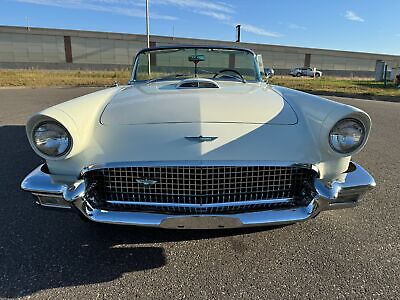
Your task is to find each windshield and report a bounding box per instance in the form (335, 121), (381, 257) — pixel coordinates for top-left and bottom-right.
(132, 47), (260, 83)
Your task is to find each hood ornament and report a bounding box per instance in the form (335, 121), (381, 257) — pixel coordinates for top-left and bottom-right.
(185, 136), (218, 142)
(136, 178), (158, 186)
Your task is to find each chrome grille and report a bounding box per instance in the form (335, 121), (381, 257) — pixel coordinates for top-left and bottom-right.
(84, 166), (314, 214)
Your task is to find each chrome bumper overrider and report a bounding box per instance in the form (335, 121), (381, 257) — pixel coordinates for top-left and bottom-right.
(21, 162), (375, 229)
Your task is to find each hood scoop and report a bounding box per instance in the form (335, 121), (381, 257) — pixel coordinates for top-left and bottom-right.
(176, 78), (220, 89)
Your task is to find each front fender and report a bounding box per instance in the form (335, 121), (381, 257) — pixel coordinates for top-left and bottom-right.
(25, 86), (122, 161)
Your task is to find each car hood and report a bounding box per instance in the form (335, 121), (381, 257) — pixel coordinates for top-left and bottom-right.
(100, 81), (297, 125)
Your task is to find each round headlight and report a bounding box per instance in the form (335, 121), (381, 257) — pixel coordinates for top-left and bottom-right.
(32, 122), (72, 157)
(329, 118), (365, 154)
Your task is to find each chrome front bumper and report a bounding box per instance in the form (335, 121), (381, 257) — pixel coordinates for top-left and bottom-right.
(21, 162), (375, 229)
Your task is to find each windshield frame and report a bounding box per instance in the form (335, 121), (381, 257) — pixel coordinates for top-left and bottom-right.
(129, 45), (262, 84)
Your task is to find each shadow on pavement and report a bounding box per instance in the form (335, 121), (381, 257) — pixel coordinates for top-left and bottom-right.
(0, 125), (277, 298)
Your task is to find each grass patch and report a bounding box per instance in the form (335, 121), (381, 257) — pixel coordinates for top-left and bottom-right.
(269, 76), (400, 98)
(0, 69), (131, 87)
(0, 69), (399, 100)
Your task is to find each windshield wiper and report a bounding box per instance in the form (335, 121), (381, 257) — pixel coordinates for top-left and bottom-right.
(145, 74), (189, 84)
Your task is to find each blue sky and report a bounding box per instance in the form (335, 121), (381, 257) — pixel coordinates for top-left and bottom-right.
(0, 0), (399, 55)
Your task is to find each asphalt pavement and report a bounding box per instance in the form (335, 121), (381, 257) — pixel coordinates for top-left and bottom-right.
(0, 87), (399, 299)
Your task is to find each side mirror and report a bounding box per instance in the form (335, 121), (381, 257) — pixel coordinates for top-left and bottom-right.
(264, 68), (274, 78)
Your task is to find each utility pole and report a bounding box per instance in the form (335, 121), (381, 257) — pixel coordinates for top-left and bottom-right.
(146, 0), (151, 75)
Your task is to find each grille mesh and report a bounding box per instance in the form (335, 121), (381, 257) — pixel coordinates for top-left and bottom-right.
(85, 166), (313, 214)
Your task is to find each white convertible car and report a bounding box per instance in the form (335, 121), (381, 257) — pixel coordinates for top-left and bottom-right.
(21, 46), (375, 229)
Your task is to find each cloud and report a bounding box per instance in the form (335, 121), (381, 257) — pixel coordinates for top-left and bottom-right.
(154, 0), (235, 23)
(345, 10), (364, 22)
(240, 23), (282, 38)
(159, 0), (282, 38)
(16, 0), (176, 20)
(288, 23), (307, 30)
(16, 0), (282, 38)
(155, 0), (234, 14)
(197, 10), (231, 21)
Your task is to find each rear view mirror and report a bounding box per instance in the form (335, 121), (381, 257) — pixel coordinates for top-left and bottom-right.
(188, 55), (205, 63)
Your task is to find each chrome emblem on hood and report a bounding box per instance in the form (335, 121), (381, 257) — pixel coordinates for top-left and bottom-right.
(136, 179), (158, 186)
(185, 136), (218, 142)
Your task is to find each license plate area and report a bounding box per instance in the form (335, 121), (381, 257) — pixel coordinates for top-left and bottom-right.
(160, 216), (243, 229)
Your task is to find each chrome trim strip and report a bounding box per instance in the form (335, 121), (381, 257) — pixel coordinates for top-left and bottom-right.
(75, 198), (319, 228)
(80, 160), (318, 176)
(106, 198), (293, 208)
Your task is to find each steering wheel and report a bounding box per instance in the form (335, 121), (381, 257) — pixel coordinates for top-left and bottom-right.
(212, 69), (245, 82)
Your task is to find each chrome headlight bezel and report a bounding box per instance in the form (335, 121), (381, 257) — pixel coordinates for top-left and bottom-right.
(31, 121), (73, 158)
(329, 118), (366, 154)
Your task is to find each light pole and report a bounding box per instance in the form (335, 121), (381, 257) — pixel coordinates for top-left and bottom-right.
(26, 16), (31, 31)
(235, 24), (241, 42)
(146, 0), (151, 75)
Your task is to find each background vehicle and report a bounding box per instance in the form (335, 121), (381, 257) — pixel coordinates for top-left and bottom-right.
(290, 67), (323, 77)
